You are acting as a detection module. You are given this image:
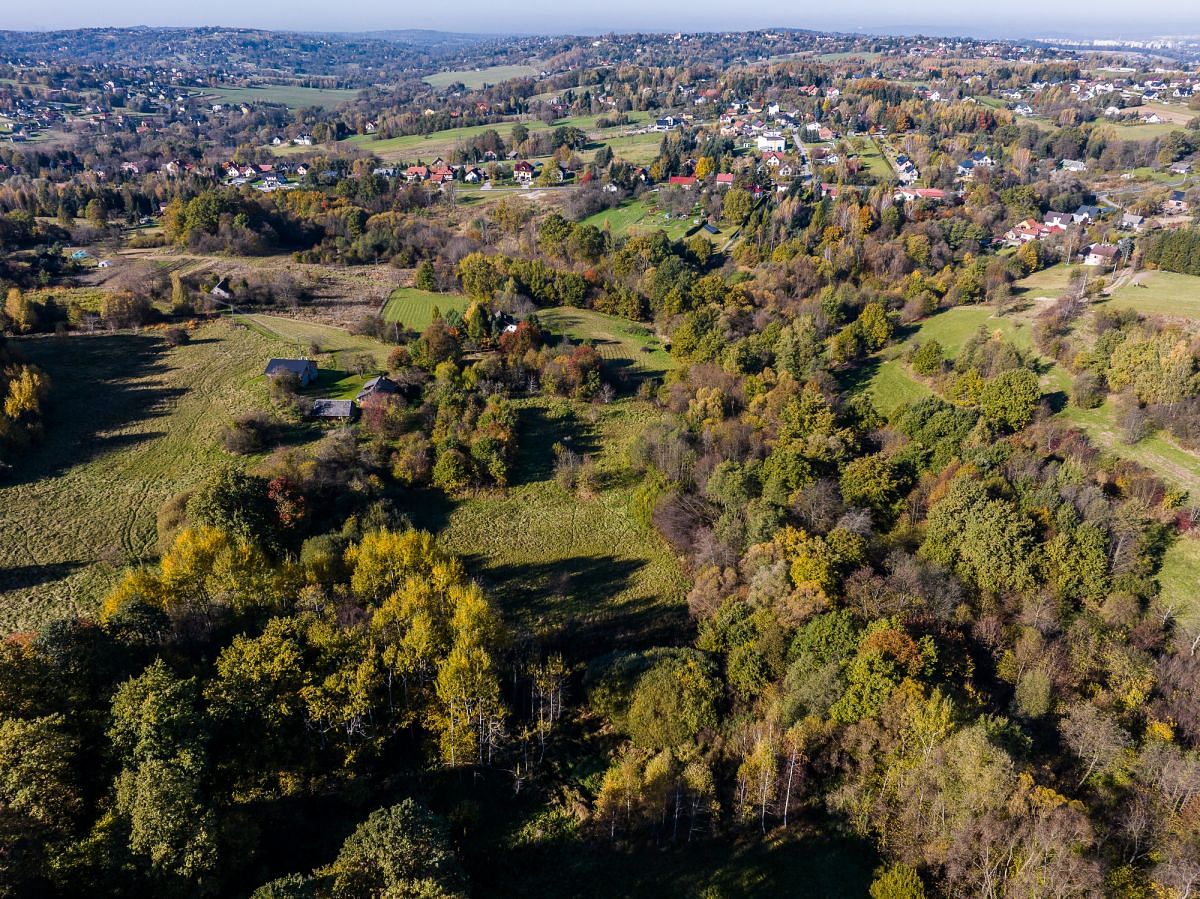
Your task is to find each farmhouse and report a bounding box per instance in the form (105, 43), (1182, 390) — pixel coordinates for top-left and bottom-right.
(264, 358), (318, 387)
(355, 375), (401, 403)
(894, 187), (946, 204)
(668, 175), (698, 189)
(1061, 159), (1088, 172)
(715, 172), (735, 187)
(1084, 243), (1120, 267)
(1121, 212), (1146, 232)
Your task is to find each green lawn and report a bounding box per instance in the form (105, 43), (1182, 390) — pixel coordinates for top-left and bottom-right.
(0, 322), (275, 630)
(860, 139), (895, 181)
(1158, 536), (1200, 631)
(537, 307), (675, 377)
(578, 197), (715, 242)
(195, 84), (359, 109)
(382, 288), (472, 330)
(1014, 263), (1079, 298)
(1102, 271), (1200, 319)
(423, 65), (540, 90)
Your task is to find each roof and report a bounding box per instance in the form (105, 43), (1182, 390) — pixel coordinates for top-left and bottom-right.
(356, 376), (400, 402)
(264, 358), (316, 378)
(1089, 244), (1119, 257)
(310, 399), (355, 418)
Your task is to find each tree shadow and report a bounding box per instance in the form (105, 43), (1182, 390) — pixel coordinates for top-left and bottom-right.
(509, 403), (600, 486)
(467, 553), (688, 658)
(6, 334), (180, 483)
(0, 561), (84, 592)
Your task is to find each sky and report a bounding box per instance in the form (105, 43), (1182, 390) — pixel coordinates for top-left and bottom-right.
(3, 1), (1199, 42)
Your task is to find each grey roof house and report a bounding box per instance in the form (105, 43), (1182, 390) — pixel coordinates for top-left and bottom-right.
(355, 375), (401, 404)
(264, 358), (318, 387)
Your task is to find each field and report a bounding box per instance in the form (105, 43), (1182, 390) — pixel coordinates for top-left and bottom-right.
(0, 322), (273, 630)
(578, 196), (721, 242)
(423, 65), (540, 90)
(537, 307), (675, 378)
(860, 139), (895, 180)
(428, 397), (689, 655)
(1101, 270), (1200, 320)
(194, 84), (359, 109)
(382, 288), (472, 330)
(275, 112), (655, 164)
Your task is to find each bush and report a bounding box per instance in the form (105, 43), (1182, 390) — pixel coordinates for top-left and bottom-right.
(220, 411), (276, 455)
(163, 327), (190, 347)
(1071, 370), (1106, 409)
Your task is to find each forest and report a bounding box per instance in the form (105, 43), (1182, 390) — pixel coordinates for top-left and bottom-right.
(3, 22), (1200, 899)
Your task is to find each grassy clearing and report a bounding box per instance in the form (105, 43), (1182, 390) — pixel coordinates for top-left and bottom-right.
(423, 65), (539, 90)
(1158, 537), (1200, 630)
(537, 307), (675, 378)
(427, 397), (688, 654)
(382, 288), (472, 330)
(195, 84), (359, 109)
(0, 322), (275, 631)
(1101, 270), (1200, 319)
(598, 130), (665, 166)
(237, 313), (394, 399)
(860, 139), (894, 181)
(578, 196), (716, 242)
(1014, 263), (1078, 298)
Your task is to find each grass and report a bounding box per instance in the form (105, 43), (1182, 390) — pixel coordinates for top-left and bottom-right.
(382, 288), (472, 330)
(1101, 271), (1200, 319)
(274, 112), (655, 164)
(195, 84), (359, 109)
(578, 197), (714, 242)
(423, 65), (540, 90)
(537, 307), (675, 378)
(1158, 537), (1200, 631)
(0, 322), (274, 630)
(860, 139), (894, 181)
(426, 397), (688, 655)
(1014, 263), (1078, 297)
(237, 313), (395, 399)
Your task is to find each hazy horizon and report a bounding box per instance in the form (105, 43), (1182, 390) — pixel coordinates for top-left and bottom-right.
(2, 6), (1199, 45)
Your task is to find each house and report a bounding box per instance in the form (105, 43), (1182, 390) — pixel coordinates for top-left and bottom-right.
(463, 167), (486, 183)
(405, 165), (429, 182)
(1073, 205), (1103, 223)
(355, 375), (401, 404)
(1084, 244), (1120, 267)
(756, 133), (786, 153)
(668, 175), (697, 189)
(97, 259), (113, 268)
(701, 222), (720, 235)
(1061, 159), (1088, 172)
(513, 161), (536, 183)
(1121, 212), (1146, 232)
(761, 151), (786, 168)
(309, 399), (356, 420)
(1163, 190), (1190, 214)
(264, 359), (318, 387)
(654, 116), (681, 131)
(715, 172), (735, 187)
(292, 134), (314, 146)
(894, 187), (946, 204)
(817, 127), (835, 142)
(957, 151), (994, 179)
(211, 278), (233, 300)
(1004, 218), (1055, 244)
(1170, 162), (1192, 175)
(1044, 212), (1072, 230)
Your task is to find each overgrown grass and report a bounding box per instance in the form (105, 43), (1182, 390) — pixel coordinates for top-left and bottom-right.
(424, 397), (688, 656)
(578, 197), (710, 242)
(382, 288), (471, 330)
(0, 322), (275, 630)
(537, 307), (675, 379)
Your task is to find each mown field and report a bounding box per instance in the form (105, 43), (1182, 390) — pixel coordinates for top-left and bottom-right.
(0, 322), (273, 630)
(195, 84), (359, 109)
(423, 64), (540, 90)
(538, 307), (675, 378)
(1102, 270), (1200, 319)
(276, 112), (655, 164)
(382, 288), (472, 330)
